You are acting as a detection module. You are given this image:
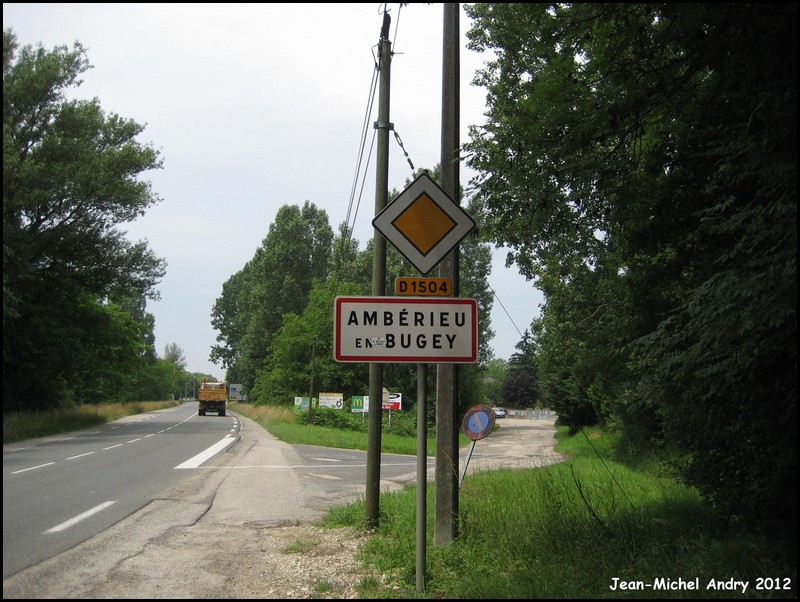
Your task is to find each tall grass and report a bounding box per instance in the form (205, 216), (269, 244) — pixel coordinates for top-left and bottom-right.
(230, 402), (441, 456)
(3, 400), (179, 444)
(323, 426), (797, 599)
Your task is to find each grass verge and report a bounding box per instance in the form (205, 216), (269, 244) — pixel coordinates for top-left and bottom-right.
(230, 402), (446, 456)
(321, 426), (797, 599)
(3, 400), (180, 444)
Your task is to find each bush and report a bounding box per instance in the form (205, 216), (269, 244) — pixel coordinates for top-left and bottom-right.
(299, 407), (367, 432)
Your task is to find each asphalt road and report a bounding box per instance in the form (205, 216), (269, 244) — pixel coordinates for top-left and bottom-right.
(2, 409), (560, 598)
(3, 403), (236, 578)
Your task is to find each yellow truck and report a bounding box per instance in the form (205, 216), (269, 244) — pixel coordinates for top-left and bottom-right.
(198, 380), (227, 416)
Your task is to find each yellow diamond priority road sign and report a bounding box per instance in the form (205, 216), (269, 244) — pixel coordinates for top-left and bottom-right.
(372, 173), (475, 274)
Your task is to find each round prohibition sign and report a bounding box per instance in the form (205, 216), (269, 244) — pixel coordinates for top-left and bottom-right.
(462, 404), (496, 441)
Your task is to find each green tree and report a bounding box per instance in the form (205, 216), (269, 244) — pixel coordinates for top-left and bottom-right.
(459, 196), (495, 366)
(252, 280), (367, 405)
(455, 200), (496, 413)
(210, 263), (252, 378)
(132, 357), (175, 402)
(500, 330), (540, 410)
(162, 342), (188, 400)
(59, 293), (152, 404)
(464, 3), (796, 532)
(211, 202), (333, 394)
(115, 289), (158, 363)
(163, 342), (187, 368)
(3, 29), (166, 411)
(328, 223), (366, 287)
(481, 357), (508, 406)
(530, 258), (629, 430)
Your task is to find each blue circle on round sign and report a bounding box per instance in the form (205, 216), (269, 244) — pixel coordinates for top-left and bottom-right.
(468, 412), (488, 433)
(462, 404), (496, 441)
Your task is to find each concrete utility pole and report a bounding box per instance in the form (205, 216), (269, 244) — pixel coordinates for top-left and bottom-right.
(434, 2), (460, 547)
(366, 12), (392, 529)
(308, 340), (316, 422)
(416, 358), (427, 592)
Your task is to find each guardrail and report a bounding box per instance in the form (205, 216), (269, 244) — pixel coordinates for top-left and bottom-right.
(508, 408), (555, 420)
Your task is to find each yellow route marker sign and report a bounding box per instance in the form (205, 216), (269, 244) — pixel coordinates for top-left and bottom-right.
(395, 277), (452, 296)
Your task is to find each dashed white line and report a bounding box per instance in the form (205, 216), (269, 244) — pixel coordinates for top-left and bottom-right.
(45, 501), (117, 533)
(11, 462), (55, 474)
(8, 410), (235, 474)
(66, 452), (95, 460)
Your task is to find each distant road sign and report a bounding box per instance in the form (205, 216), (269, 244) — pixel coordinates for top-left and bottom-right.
(372, 173), (475, 274)
(351, 395), (367, 413)
(333, 296), (478, 363)
(318, 392), (343, 409)
(382, 392), (402, 411)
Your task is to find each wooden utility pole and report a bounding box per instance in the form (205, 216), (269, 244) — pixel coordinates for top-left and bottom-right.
(366, 13), (392, 529)
(434, 2), (460, 547)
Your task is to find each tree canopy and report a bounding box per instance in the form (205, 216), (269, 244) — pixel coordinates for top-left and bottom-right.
(210, 200), (334, 394)
(464, 3), (796, 532)
(212, 166), (498, 413)
(3, 29), (168, 410)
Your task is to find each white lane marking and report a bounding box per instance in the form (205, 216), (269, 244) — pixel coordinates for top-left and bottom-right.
(9, 409), (221, 471)
(174, 435), (236, 469)
(11, 462), (56, 474)
(309, 473), (343, 481)
(227, 461), (428, 470)
(66, 452), (95, 460)
(45, 501), (117, 533)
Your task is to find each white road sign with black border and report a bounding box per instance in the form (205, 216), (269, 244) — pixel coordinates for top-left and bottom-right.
(372, 173), (475, 275)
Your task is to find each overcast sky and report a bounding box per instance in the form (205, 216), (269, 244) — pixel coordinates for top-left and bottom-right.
(4, 3), (544, 379)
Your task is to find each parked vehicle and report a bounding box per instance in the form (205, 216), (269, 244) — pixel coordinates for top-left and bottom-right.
(493, 406), (507, 418)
